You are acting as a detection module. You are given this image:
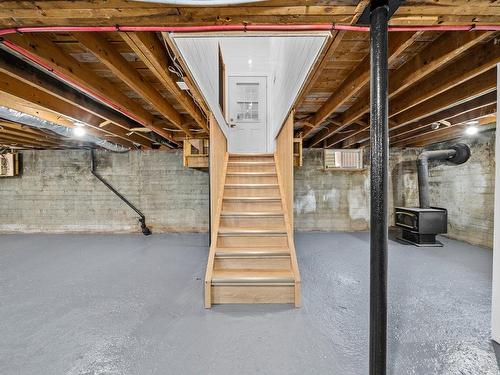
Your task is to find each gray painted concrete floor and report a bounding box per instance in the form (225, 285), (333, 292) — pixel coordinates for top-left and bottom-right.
(0, 232), (499, 375)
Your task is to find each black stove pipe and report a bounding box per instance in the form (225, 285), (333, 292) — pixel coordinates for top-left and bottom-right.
(417, 143), (471, 209)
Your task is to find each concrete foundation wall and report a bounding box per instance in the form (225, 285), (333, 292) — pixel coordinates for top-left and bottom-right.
(1, 136), (495, 246)
(294, 149), (370, 231)
(0, 150), (209, 233)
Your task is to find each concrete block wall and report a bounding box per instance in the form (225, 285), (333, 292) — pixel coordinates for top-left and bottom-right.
(0, 150), (209, 233)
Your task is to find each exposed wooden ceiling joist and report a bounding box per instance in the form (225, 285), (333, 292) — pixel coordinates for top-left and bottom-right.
(315, 33), (497, 148)
(388, 92), (497, 146)
(3, 33), (178, 144)
(304, 31), (420, 144)
(336, 30), (493, 130)
(335, 69), (496, 148)
(0, 73), (137, 148)
(0, 49), (156, 149)
(120, 32), (208, 133)
(73, 32), (192, 137)
(391, 104), (497, 147)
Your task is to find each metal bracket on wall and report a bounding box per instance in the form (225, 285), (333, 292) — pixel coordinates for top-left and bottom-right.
(89, 149), (152, 236)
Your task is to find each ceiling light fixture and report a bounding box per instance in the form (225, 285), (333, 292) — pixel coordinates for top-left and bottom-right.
(465, 126), (479, 136)
(73, 126), (86, 137)
(248, 59), (253, 65)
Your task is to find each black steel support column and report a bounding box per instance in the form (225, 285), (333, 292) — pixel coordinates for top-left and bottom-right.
(369, 1), (389, 374)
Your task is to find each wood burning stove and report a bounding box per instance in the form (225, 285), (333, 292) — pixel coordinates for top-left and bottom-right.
(395, 143), (470, 246)
(395, 207), (447, 246)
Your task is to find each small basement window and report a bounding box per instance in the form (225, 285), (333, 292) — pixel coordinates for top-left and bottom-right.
(324, 148), (364, 170)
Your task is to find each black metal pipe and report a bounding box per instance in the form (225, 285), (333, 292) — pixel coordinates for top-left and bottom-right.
(90, 149), (151, 235)
(417, 144), (471, 208)
(369, 1), (389, 374)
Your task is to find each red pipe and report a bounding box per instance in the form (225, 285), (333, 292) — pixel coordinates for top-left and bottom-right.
(1, 39), (179, 146)
(1, 23), (500, 36)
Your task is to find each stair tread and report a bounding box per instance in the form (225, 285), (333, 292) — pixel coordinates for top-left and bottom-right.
(219, 227), (286, 233)
(216, 247), (290, 256)
(225, 183), (278, 188)
(228, 161), (275, 165)
(212, 269), (294, 284)
(226, 172), (277, 176)
(221, 211), (284, 217)
(229, 153), (274, 157)
(223, 196), (281, 201)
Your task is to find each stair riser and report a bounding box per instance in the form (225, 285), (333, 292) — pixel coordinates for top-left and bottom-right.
(225, 175), (278, 184)
(229, 156), (275, 163)
(223, 188), (280, 198)
(211, 285), (295, 304)
(214, 257), (291, 270)
(222, 201), (283, 212)
(220, 216), (285, 229)
(217, 235), (288, 248)
(227, 164), (276, 173)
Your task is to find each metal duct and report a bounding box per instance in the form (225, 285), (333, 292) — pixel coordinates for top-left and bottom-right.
(0, 106), (129, 152)
(417, 143), (471, 209)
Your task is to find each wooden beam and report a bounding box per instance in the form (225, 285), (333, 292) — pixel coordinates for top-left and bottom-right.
(388, 93), (497, 145)
(294, 30), (347, 110)
(390, 68), (496, 128)
(389, 38), (500, 117)
(3, 33), (177, 143)
(74, 32), (192, 137)
(304, 31), (418, 140)
(399, 119), (496, 148)
(0, 127), (60, 146)
(2, 2), (500, 28)
(0, 73), (137, 148)
(120, 32), (208, 133)
(0, 49), (155, 148)
(331, 67), (497, 148)
(391, 104), (497, 147)
(338, 31), (492, 127)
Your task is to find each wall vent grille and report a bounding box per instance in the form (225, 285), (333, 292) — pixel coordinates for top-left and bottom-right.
(324, 149), (363, 170)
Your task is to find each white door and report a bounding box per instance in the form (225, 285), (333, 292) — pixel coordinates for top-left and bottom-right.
(228, 76), (267, 153)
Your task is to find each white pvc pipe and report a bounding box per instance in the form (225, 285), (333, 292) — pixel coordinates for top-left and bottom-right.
(492, 64), (500, 343)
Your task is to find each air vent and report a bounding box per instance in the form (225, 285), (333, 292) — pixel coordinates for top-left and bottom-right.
(324, 149), (363, 170)
(0, 152), (20, 177)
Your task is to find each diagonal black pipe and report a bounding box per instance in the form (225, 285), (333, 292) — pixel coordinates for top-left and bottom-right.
(369, 1), (389, 374)
(90, 149), (151, 235)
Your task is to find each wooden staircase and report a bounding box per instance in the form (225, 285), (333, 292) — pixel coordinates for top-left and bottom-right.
(205, 153), (301, 307)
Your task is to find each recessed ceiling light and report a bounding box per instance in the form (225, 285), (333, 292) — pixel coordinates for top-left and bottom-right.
(248, 59), (252, 65)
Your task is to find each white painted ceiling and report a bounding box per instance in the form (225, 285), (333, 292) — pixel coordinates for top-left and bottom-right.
(173, 34), (327, 138)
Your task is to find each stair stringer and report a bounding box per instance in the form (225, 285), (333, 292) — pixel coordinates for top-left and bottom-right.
(204, 152), (229, 308)
(274, 152), (301, 307)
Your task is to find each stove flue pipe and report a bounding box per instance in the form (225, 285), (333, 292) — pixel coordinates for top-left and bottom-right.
(417, 143), (471, 209)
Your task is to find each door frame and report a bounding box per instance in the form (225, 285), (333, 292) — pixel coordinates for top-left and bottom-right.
(227, 75), (268, 153)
